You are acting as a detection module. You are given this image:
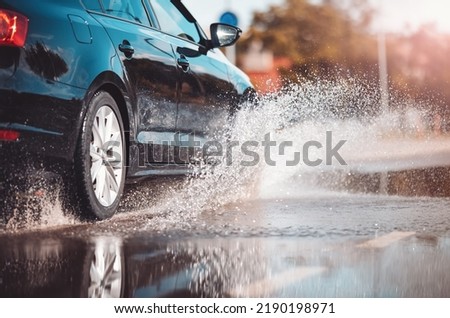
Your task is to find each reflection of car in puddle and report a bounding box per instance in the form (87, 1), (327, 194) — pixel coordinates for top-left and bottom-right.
(0, 236), (244, 297)
(87, 238), (123, 298)
(0, 236), (124, 297)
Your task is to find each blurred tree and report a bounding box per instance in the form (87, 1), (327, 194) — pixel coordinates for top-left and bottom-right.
(239, 0), (450, 125)
(387, 26), (450, 118)
(238, 0), (378, 83)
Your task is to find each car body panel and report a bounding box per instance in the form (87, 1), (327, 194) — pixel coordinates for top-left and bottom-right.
(0, 0), (123, 162)
(173, 38), (237, 137)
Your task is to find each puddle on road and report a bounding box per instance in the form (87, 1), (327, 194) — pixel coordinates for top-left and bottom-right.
(2, 183), (450, 297)
(1, 234), (450, 297)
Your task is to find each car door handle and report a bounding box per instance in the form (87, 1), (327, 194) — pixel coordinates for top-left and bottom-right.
(177, 55), (190, 72)
(118, 40), (134, 59)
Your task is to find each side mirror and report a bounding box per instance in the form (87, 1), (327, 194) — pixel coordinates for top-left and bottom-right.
(209, 23), (242, 49)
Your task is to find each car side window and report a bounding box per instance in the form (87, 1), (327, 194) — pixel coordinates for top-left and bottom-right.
(100, 0), (151, 27)
(148, 0), (200, 43)
(81, 0), (103, 11)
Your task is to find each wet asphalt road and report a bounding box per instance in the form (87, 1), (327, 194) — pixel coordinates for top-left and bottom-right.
(2, 134), (450, 297)
(1, 172), (450, 298)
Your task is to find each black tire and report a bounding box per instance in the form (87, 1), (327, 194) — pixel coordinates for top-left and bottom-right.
(68, 91), (126, 220)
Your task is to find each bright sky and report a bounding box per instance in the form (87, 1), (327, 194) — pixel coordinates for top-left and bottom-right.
(183, 0), (283, 32)
(377, 0), (450, 33)
(183, 0), (450, 34)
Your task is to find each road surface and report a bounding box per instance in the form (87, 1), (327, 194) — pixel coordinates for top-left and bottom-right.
(1, 136), (450, 297)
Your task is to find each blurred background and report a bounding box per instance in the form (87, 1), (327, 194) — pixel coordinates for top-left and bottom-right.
(185, 0), (450, 134)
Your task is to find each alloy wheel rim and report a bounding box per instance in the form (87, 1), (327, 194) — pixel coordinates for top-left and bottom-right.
(90, 105), (123, 207)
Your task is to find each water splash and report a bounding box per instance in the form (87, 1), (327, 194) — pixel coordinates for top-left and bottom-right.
(3, 76), (443, 232)
(117, 77), (423, 230)
(2, 171), (79, 232)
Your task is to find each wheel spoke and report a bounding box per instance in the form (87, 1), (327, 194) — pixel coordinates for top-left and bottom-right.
(90, 143), (102, 160)
(95, 167), (106, 202)
(98, 107), (107, 143)
(92, 118), (103, 147)
(106, 164), (120, 193)
(91, 158), (103, 182)
(110, 131), (121, 146)
(90, 262), (102, 284)
(105, 111), (114, 142)
(103, 254), (117, 282)
(103, 172), (112, 205)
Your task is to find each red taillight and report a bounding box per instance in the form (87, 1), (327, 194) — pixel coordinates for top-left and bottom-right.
(0, 9), (28, 47)
(0, 129), (20, 141)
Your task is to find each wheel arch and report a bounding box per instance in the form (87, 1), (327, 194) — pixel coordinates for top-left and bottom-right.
(83, 71), (136, 169)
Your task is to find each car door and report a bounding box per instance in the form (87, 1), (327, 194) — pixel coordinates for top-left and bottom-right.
(89, 0), (180, 167)
(148, 0), (237, 163)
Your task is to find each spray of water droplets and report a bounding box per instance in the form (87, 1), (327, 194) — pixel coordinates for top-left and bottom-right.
(2, 76), (440, 232)
(114, 76), (441, 232)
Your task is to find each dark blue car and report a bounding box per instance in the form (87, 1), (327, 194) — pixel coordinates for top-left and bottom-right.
(0, 0), (254, 219)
